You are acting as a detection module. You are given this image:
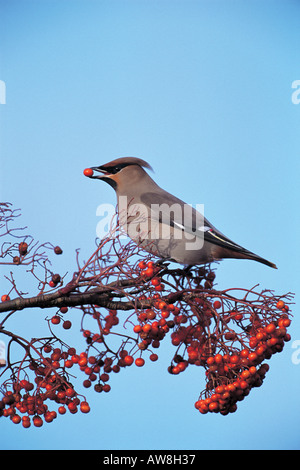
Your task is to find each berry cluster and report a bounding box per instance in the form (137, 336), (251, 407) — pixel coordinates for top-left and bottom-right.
(131, 263), (292, 415)
(0, 346), (90, 428)
(0, 253), (293, 427)
(194, 308), (291, 415)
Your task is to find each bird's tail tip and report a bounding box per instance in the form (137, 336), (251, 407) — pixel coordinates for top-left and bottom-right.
(255, 257), (277, 269)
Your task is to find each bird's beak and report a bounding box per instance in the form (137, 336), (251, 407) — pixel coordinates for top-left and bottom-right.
(89, 166), (112, 179)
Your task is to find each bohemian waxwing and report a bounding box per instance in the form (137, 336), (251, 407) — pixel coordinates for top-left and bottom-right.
(86, 157), (277, 269)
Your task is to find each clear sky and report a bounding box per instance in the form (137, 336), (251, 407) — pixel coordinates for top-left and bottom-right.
(0, 0), (300, 450)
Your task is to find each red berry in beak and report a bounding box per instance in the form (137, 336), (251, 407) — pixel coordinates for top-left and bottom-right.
(83, 168), (94, 177)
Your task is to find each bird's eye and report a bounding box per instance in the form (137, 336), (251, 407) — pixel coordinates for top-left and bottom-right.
(111, 164), (128, 174)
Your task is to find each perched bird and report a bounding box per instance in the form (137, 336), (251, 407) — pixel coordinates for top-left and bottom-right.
(86, 157), (277, 269)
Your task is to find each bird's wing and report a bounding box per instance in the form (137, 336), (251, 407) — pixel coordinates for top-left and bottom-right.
(140, 191), (250, 254)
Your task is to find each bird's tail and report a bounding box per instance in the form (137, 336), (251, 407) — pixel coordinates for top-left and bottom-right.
(245, 252), (277, 269)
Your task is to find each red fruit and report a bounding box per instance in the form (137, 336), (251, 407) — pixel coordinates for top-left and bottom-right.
(207, 356), (215, 365)
(213, 300), (222, 309)
(138, 260), (147, 270)
(265, 323), (276, 334)
(33, 416), (43, 427)
(149, 353), (158, 362)
(171, 333), (181, 346)
(281, 318), (291, 328)
(239, 380), (249, 390)
(240, 348), (249, 358)
(276, 300), (285, 309)
(65, 387), (75, 397)
(133, 324), (142, 333)
(22, 416), (31, 428)
(208, 401), (219, 412)
(54, 246), (63, 255)
(158, 301), (167, 311)
(100, 373), (109, 382)
(80, 401), (90, 413)
(88, 356), (97, 364)
(249, 337), (258, 349)
(214, 354), (223, 364)
(241, 370), (251, 379)
(51, 315), (60, 325)
(58, 406), (66, 414)
(124, 355), (134, 366)
(83, 168), (94, 177)
(135, 357), (145, 367)
(68, 402), (78, 413)
(78, 356), (88, 367)
(63, 320), (72, 329)
(60, 307), (68, 314)
(144, 267), (154, 277)
(230, 354), (239, 364)
(160, 310), (170, 319)
(18, 242), (28, 256)
(146, 309), (156, 320)
(12, 414), (21, 424)
(248, 352), (258, 363)
(1, 294), (10, 302)
(142, 323), (152, 333)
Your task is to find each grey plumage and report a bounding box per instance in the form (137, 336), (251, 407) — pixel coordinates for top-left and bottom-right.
(87, 157), (277, 269)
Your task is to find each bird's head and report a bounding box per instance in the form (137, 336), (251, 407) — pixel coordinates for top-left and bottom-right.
(85, 157), (153, 190)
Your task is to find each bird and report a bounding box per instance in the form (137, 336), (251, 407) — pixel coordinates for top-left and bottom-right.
(85, 156), (277, 269)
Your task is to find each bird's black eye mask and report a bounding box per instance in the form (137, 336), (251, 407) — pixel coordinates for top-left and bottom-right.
(89, 163), (133, 176)
(100, 163), (129, 174)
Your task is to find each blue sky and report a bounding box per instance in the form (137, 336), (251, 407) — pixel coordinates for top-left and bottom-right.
(0, 0), (300, 450)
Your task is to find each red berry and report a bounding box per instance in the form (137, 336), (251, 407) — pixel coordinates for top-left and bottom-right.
(158, 301), (167, 311)
(58, 406), (66, 414)
(144, 267), (154, 277)
(1, 294), (10, 302)
(213, 300), (222, 309)
(18, 242), (28, 256)
(149, 353), (158, 362)
(12, 414), (21, 424)
(22, 416), (31, 428)
(124, 355), (134, 366)
(78, 356), (88, 367)
(282, 318), (291, 328)
(51, 315), (60, 325)
(265, 323), (276, 334)
(138, 260), (147, 270)
(63, 320), (72, 329)
(208, 401), (219, 412)
(33, 416), (43, 427)
(276, 300), (285, 309)
(83, 168), (94, 177)
(214, 354), (223, 364)
(65, 387), (75, 397)
(80, 401), (90, 413)
(135, 357), (145, 367)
